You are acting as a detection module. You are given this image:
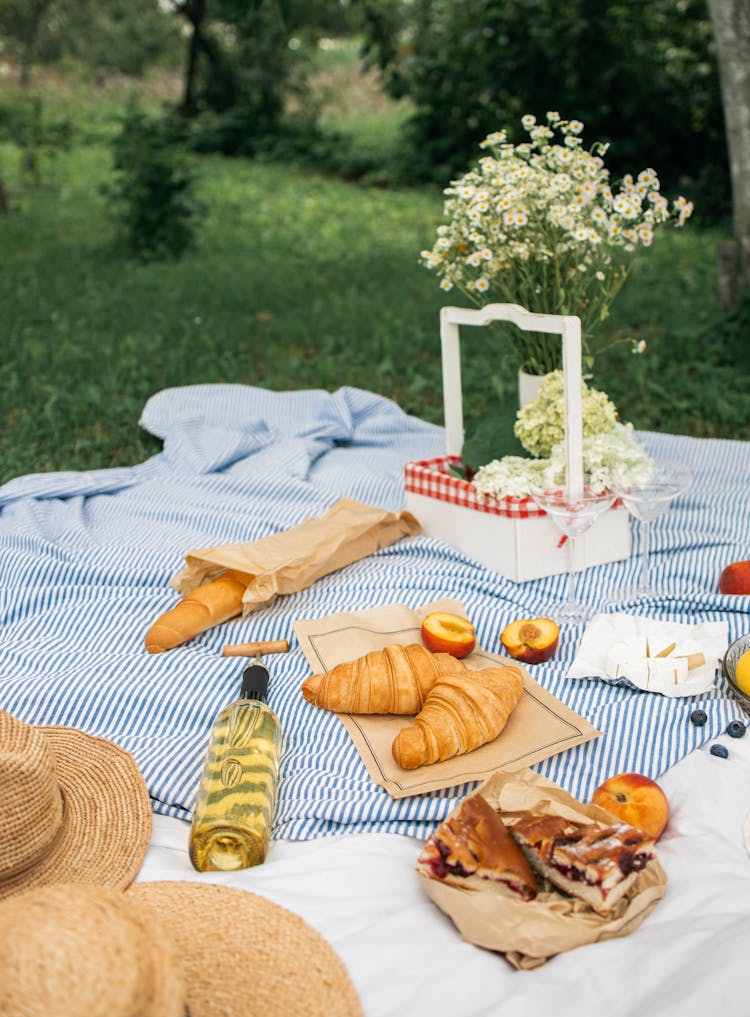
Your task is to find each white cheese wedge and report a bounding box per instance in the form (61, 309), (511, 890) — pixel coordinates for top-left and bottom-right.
(671, 640), (706, 671)
(613, 657), (650, 684)
(677, 651), (706, 670)
(644, 628), (678, 658)
(605, 642), (627, 679)
(605, 638), (647, 680)
(644, 656), (689, 687)
(650, 639), (676, 658)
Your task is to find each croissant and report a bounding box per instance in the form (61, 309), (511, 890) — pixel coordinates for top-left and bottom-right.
(391, 664), (524, 769)
(301, 643), (463, 715)
(144, 571), (248, 653)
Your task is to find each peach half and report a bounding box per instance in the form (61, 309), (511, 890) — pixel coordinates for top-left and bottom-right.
(420, 611), (476, 658)
(500, 617), (559, 664)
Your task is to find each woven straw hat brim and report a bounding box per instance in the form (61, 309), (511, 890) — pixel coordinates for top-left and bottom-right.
(0, 884), (186, 1017)
(0, 727), (152, 901)
(129, 881), (364, 1017)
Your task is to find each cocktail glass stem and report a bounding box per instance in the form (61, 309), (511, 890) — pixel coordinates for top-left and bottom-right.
(638, 519), (652, 595)
(565, 536), (578, 614)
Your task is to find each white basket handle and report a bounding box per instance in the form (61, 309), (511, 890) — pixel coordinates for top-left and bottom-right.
(439, 303), (584, 498)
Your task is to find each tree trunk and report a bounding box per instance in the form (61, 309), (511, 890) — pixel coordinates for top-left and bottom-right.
(17, 0), (57, 89)
(707, 0), (750, 305)
(19, 42), (34, 88)
(177, 0), (207, 116)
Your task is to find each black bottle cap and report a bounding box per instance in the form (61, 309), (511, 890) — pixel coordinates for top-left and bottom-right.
(241, 663), (269, 702)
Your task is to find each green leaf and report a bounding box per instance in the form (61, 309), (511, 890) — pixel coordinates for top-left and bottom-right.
(461, 402), (526, 472)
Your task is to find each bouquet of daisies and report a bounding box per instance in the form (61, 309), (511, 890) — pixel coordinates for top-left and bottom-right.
(421, 112), (693, 374)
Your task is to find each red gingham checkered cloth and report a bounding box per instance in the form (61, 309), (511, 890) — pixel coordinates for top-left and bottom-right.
(404, 455), (547, 519)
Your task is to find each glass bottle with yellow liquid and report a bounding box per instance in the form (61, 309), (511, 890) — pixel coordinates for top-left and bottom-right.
(189, 662), (282, 872)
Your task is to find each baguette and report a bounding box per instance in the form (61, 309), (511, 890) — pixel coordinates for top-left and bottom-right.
(144, 571), (248, 653)
(391, 664), (523, 769)
(301, 643), (461, 715)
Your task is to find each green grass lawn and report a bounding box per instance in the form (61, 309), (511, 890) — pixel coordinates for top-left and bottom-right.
(0, 71), (747, 486)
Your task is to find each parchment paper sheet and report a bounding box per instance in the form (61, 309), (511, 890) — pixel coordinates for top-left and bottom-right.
(170, 497), (420, 616)
(294, 599), (601, 798)
(423, 768), (667, 968)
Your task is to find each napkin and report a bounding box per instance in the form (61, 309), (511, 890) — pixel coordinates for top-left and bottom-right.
(567, 612), (728, 697)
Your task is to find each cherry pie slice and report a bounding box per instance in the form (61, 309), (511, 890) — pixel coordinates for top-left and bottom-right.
(417, 794), (537, 900)
(509, 813), (656, 914)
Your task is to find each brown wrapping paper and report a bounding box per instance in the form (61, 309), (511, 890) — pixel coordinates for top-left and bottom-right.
(294, 599), (601, 799)
(169, 498), (420, 616)
(421, 768), (667, 969)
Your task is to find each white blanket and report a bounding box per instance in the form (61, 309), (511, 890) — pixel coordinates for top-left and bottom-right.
(138, 729), (750, 1016)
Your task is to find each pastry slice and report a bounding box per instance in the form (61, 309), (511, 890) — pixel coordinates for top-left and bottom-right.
(508, 813), (656, 915)
(416, 794), (537, 900)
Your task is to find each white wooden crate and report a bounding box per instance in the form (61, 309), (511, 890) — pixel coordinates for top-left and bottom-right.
(404, 303), (630, 583)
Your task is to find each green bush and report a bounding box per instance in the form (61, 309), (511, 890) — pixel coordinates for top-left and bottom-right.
(181, 3), (314, 123)
(108, 104), (203, 260)
(188, 108), (396, 185)
(0, 92), (74, 188)
(0, 0), (183, 80)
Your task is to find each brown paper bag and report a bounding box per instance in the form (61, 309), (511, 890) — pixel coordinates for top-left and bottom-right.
(294, 599), (601, 799)
(170, 498), (420, 616)
(421, 768), (667, 968)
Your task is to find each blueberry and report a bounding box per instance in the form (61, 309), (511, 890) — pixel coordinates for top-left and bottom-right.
(710, 744), (729, 758)
(690, 709), (708, 727)
(726, 720), (746, 739)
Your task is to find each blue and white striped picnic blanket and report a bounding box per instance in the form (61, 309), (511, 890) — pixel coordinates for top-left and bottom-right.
(0, 384), (748, 841)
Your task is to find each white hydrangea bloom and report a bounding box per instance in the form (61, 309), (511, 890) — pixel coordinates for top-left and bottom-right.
(471, 424), (652, 501)
(546, 423), (653, 492)
(472, 456), (551, 499)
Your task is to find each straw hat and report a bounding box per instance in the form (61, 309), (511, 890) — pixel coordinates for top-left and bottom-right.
(129, 881), (364, 1017)
(0, 709), (152, 900)
(0, 884), (185, 1017)
(0, 881), (364, 1017)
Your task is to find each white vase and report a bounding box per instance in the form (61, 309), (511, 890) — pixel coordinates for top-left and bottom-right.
(518, 369), (545, 408)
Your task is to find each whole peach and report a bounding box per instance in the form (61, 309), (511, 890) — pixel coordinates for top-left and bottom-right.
(591, 772), (669, 840)
(719, 560), (750, 595)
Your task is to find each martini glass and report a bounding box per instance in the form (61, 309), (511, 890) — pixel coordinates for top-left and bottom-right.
(614, 461), (692, 600)
(530, 480), (617, 624)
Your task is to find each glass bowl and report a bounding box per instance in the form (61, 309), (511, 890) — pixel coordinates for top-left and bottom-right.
(722, 633), (750, 714)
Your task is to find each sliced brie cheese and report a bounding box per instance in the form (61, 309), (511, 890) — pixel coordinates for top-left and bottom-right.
(615, 657), (650, 685)
(671, 640), (706, 671)
(606, 637), (648, 680)
(606, 635), (690, 687)
(644, 656), (689, 687)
